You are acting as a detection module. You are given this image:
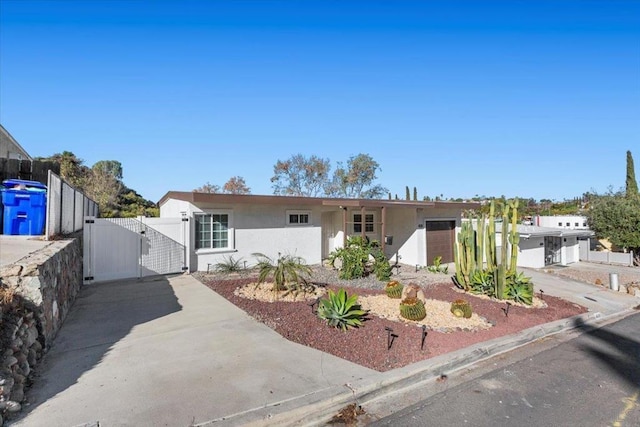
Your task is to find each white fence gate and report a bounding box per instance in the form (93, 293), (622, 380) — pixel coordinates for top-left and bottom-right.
(83, 217), (187, 284)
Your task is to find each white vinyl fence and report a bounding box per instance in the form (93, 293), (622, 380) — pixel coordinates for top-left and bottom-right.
(45, 170), (99, 239)
(578, 239), (634, 266)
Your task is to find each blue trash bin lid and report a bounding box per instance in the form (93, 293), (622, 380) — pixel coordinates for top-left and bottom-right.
(2, 179), (47, 191)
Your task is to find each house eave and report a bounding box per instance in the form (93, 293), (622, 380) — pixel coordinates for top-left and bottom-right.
(159, 191), (481, 211)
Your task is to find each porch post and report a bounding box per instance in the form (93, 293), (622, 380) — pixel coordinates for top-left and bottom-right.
(342, 207), (347, 246)
(360, 206), (366, 239)
(381, 206), (386, 251)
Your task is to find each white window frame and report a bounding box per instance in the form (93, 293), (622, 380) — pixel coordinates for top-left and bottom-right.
(352, 211), (376, 234)
(286, 210), (311, 226)
(194, 210), (234, 253)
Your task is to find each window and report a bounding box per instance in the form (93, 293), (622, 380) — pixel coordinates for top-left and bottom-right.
(287, 210), (311, 226)
(575, 222), (579, 227)
(353, 213), (374, 233)
(566, 222), (570, 227)
(583, 222), (587, 227)
(558, 222), (562, 227)
(195, 212), (232, 250)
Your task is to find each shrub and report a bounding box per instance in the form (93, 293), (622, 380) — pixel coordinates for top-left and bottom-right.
(252, 252), (313, 297)
(317, 288), (367, 331)
(328, 236), (392, 281)
(213, 255), (246, 273)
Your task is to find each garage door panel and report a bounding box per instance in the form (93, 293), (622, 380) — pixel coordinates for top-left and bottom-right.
(426, 221), (455, 263)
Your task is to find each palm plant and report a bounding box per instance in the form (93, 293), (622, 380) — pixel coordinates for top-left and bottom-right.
(252, 252), (313, 295)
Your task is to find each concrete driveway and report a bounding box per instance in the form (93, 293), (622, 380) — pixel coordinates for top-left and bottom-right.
(10, 274), (374, 427)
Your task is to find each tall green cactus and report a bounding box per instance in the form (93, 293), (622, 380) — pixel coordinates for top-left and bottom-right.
(508, 198), (520, 273)
(485, 201), (497, 272)
(454, 220), (476, 290)
(476, 214), (485, 270)
(493, 202), (510, 300)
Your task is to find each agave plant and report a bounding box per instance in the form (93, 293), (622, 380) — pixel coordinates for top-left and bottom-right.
(252, 252), (313, 296)
(506, 282), (534, 305)
(317, 288), (367, 331)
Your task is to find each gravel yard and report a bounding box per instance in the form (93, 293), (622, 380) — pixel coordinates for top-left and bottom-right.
(540, 261), (640, 288)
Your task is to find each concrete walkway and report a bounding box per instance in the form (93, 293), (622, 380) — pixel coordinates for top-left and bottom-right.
(9, 268), (639, 427)
(9, 274), (373, 427)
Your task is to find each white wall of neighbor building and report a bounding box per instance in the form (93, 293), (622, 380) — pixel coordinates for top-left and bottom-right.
(534, 215), (589, 230)
(517, 236), (546, 269)
(563, 236), (579, 265)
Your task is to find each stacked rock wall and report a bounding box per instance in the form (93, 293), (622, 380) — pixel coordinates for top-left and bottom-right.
(0, 238), (82, 423)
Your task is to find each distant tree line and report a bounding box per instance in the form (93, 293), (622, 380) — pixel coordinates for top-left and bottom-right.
(37, 151), (158, 218)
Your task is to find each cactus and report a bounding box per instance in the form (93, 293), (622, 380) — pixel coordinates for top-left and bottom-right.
(453, 221), (476, 290)
(399, 297), (427, 321)
(385, 281), (403, 299)
(508, 198), (520, 273)
(450, 299), (473, 318)
(485, 201), (497, 272)
(476, 214), (485, 269)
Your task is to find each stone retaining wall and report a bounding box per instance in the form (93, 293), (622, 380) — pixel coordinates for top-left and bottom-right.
(0, 237), (82, 423)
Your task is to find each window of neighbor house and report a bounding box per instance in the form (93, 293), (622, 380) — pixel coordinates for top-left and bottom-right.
(566, 222), (570, 227)
(287, 210), (311, 226)
(195, 212), (232, 250)
(583, 222), (587, 227)
(353, 213), (374, 233)
(575, 222), (579, 227)
(558, 222), (562, 226)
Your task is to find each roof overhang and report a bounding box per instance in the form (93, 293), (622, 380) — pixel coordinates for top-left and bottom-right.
(158, 191), (481, 210)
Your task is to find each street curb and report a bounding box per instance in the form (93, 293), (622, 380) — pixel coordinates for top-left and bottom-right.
(217, 308), (638, 426)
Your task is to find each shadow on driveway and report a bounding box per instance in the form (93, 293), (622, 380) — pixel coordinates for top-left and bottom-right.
(14, 275), (182, 421)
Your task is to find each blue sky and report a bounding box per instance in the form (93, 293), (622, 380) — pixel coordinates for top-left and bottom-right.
(1, 0), (638, 203)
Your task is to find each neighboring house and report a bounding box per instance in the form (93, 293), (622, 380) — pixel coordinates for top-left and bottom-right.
(0, 125), (33, 161)
(532, 215), (589, 230)
(158, 192), (480, 272)
(497, 224), (594, 269)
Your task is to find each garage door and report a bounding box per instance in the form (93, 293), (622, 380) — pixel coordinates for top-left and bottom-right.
(426, 220), (455, 264)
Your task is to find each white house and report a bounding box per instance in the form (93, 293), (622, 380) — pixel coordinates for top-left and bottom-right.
(498, 224), (594, 269)
(158, 192), (480, 272)
(532, 215), (589, 230)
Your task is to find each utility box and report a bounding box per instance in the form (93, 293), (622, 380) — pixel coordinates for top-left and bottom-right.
(1, 179), (47, 235)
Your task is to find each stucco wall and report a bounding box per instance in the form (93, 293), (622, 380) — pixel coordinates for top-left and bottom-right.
(563, 236), (579, 264)
(518, 236), (545, 269)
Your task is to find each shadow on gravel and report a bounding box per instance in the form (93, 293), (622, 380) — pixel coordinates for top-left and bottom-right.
(573, 314), (640, 390)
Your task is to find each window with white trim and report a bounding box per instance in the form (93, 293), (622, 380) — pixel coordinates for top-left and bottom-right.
(195, 211), (233, 250)
(287, 210), (311, 226)
(353, 213), (375, 233)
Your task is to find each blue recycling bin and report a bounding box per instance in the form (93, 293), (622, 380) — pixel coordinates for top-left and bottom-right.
(1, 179), (47, 235)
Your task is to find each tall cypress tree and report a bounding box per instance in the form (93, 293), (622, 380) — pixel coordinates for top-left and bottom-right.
(626, 150), (638, 198)
(405, 186), (410, 200)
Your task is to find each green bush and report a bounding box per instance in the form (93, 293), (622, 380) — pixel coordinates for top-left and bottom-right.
(328, 236), (392, 281)
(252, 252), (313, 297)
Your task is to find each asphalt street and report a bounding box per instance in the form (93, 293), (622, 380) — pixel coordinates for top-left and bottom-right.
(370, 312), (640, 427)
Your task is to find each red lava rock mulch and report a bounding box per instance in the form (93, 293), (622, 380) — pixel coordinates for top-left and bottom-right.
(200, 278), (588, 372)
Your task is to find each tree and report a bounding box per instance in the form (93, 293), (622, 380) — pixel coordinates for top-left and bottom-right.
(43, 151), (89, 188)
(588, 190), (640, 264)
(413, 187), (418, 201)
(271, 154), (331, 197)
(193, 182), (220, 193)
(84, 163), (123, 215)
(326, 153), (388, 199)
(92, 160), (123, 180)
(223, 176), (251, 194)
(626, 150), (638, 198)
(405, 186), (410, 200)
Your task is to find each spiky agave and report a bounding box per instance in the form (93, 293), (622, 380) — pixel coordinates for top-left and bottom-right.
(317, 288), (368, 331)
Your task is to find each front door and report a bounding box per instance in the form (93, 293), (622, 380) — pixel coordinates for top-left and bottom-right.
(426, 220), (455, 264)
(544, 236), (561, 265)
